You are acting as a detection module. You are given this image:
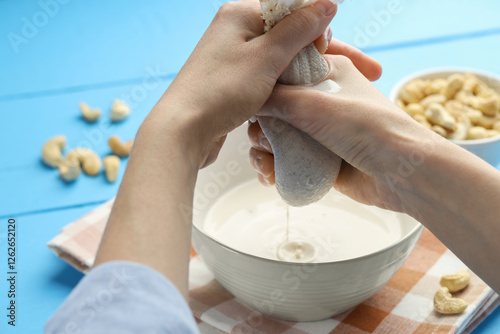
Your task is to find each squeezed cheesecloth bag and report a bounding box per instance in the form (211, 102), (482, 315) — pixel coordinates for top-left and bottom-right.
(259, 0), (343, 207)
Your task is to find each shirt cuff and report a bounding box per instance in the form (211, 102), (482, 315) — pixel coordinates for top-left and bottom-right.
(45, 261), (199, 334)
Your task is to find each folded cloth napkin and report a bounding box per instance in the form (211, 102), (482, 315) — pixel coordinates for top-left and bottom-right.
(48, 199), (498, 334)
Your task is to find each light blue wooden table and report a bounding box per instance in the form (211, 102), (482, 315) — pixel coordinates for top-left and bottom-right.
(1, 0), (499, 332)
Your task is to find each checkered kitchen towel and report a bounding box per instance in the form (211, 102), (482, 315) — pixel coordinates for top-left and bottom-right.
(48, 198), (499, 334)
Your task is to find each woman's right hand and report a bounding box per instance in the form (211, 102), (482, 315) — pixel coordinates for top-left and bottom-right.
(249, 46), (445, 213)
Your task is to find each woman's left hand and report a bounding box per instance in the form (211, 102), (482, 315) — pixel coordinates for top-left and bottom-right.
(149, 0), (340, 167)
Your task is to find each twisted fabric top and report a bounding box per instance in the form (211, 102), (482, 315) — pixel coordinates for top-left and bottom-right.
(258, 0), (343, 207)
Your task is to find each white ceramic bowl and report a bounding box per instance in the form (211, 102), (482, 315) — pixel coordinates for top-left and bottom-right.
(389, 68), (500, 167)
(192, 125), (424, 321)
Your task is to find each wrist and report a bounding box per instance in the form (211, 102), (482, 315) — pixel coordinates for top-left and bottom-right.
(367, 110), (448, 216)
(392, 131), (497, 224)
(139, 101), (212, 170)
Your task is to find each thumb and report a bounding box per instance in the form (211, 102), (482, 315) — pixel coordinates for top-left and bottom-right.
(262, 0), (338, 68)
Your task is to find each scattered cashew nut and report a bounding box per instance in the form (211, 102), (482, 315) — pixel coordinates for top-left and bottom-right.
(103, 155), (120, 183)
(108, 136), (134, 157)
(67, 148), (102, 176)
(58, 159), (81, 182)
(80, 102), (101, 123)
(110, 100), (130, 122)
(434, 287), (468, 314)
(440, 270), (470, 293)
(42, 136), (66, 168)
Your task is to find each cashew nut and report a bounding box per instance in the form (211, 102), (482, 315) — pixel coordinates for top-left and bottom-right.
(420, 94), (447, 108)
(448, 114), (471, 141)
(396, 99), (406, 110)
(406, 103), (425, 117)
(103, 155), (120, 183)
(108, 136), (134, 157)
(463, 73), (479, 93)
(80, 102), (101, 123)
(42, 136), (66, 168)
(424, 78), (447, 96)
(440, 270), (470, 293)
(434, 287), (468, 314)
(455, 90), (474, 106)
(400, 81), (425, 104)
(67, 148), (102, 176)
(486, 130), (500, 138)
(431, 125), (447, 137)
(425, 103), (457, 131)
(399, 73), (500, 141)
(444, 74), (464, 99)
(476, 115), (497, 129)
(58, 159), (81, 182)
(468, 126), (488, 140)
(110, 100), (130, 122)
(463, 106), (483, 124)
(413, 114), (432, 129)
(475, 81), (495, 98)
(470, 95), (500, 117)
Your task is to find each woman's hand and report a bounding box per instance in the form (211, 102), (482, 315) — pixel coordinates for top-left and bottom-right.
(248, 52), (439, 213)
(248, 39), (383, 187)
(149, 0), (341, 168)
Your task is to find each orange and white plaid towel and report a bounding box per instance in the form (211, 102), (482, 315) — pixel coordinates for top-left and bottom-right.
(48, 199), (499, 334)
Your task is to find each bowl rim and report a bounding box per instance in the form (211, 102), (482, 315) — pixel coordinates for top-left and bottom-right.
(389, 66), (500, 146)
(193, 208), (424, 266)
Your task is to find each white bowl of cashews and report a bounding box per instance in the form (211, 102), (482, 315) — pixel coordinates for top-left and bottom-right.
(191, 125), (424, 322)
(390, 68), (500, 167)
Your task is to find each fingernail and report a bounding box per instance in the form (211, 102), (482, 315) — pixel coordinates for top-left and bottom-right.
(260, 137), (272, 152)
(313, 0), (336, 16)
(327, 27), (332, 43)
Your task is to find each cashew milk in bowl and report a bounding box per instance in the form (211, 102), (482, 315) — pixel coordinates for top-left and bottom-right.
(204, 179), (402, 263)
(191, 124), (423, 321)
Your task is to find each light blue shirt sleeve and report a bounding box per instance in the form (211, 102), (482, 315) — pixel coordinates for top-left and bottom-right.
(45, 261), (199, 334)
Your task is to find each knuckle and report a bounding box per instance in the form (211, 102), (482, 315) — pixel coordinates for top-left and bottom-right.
(217, 2), (239, 18)
(289, 10), (319, 34)
(331, 54), (354, 71)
